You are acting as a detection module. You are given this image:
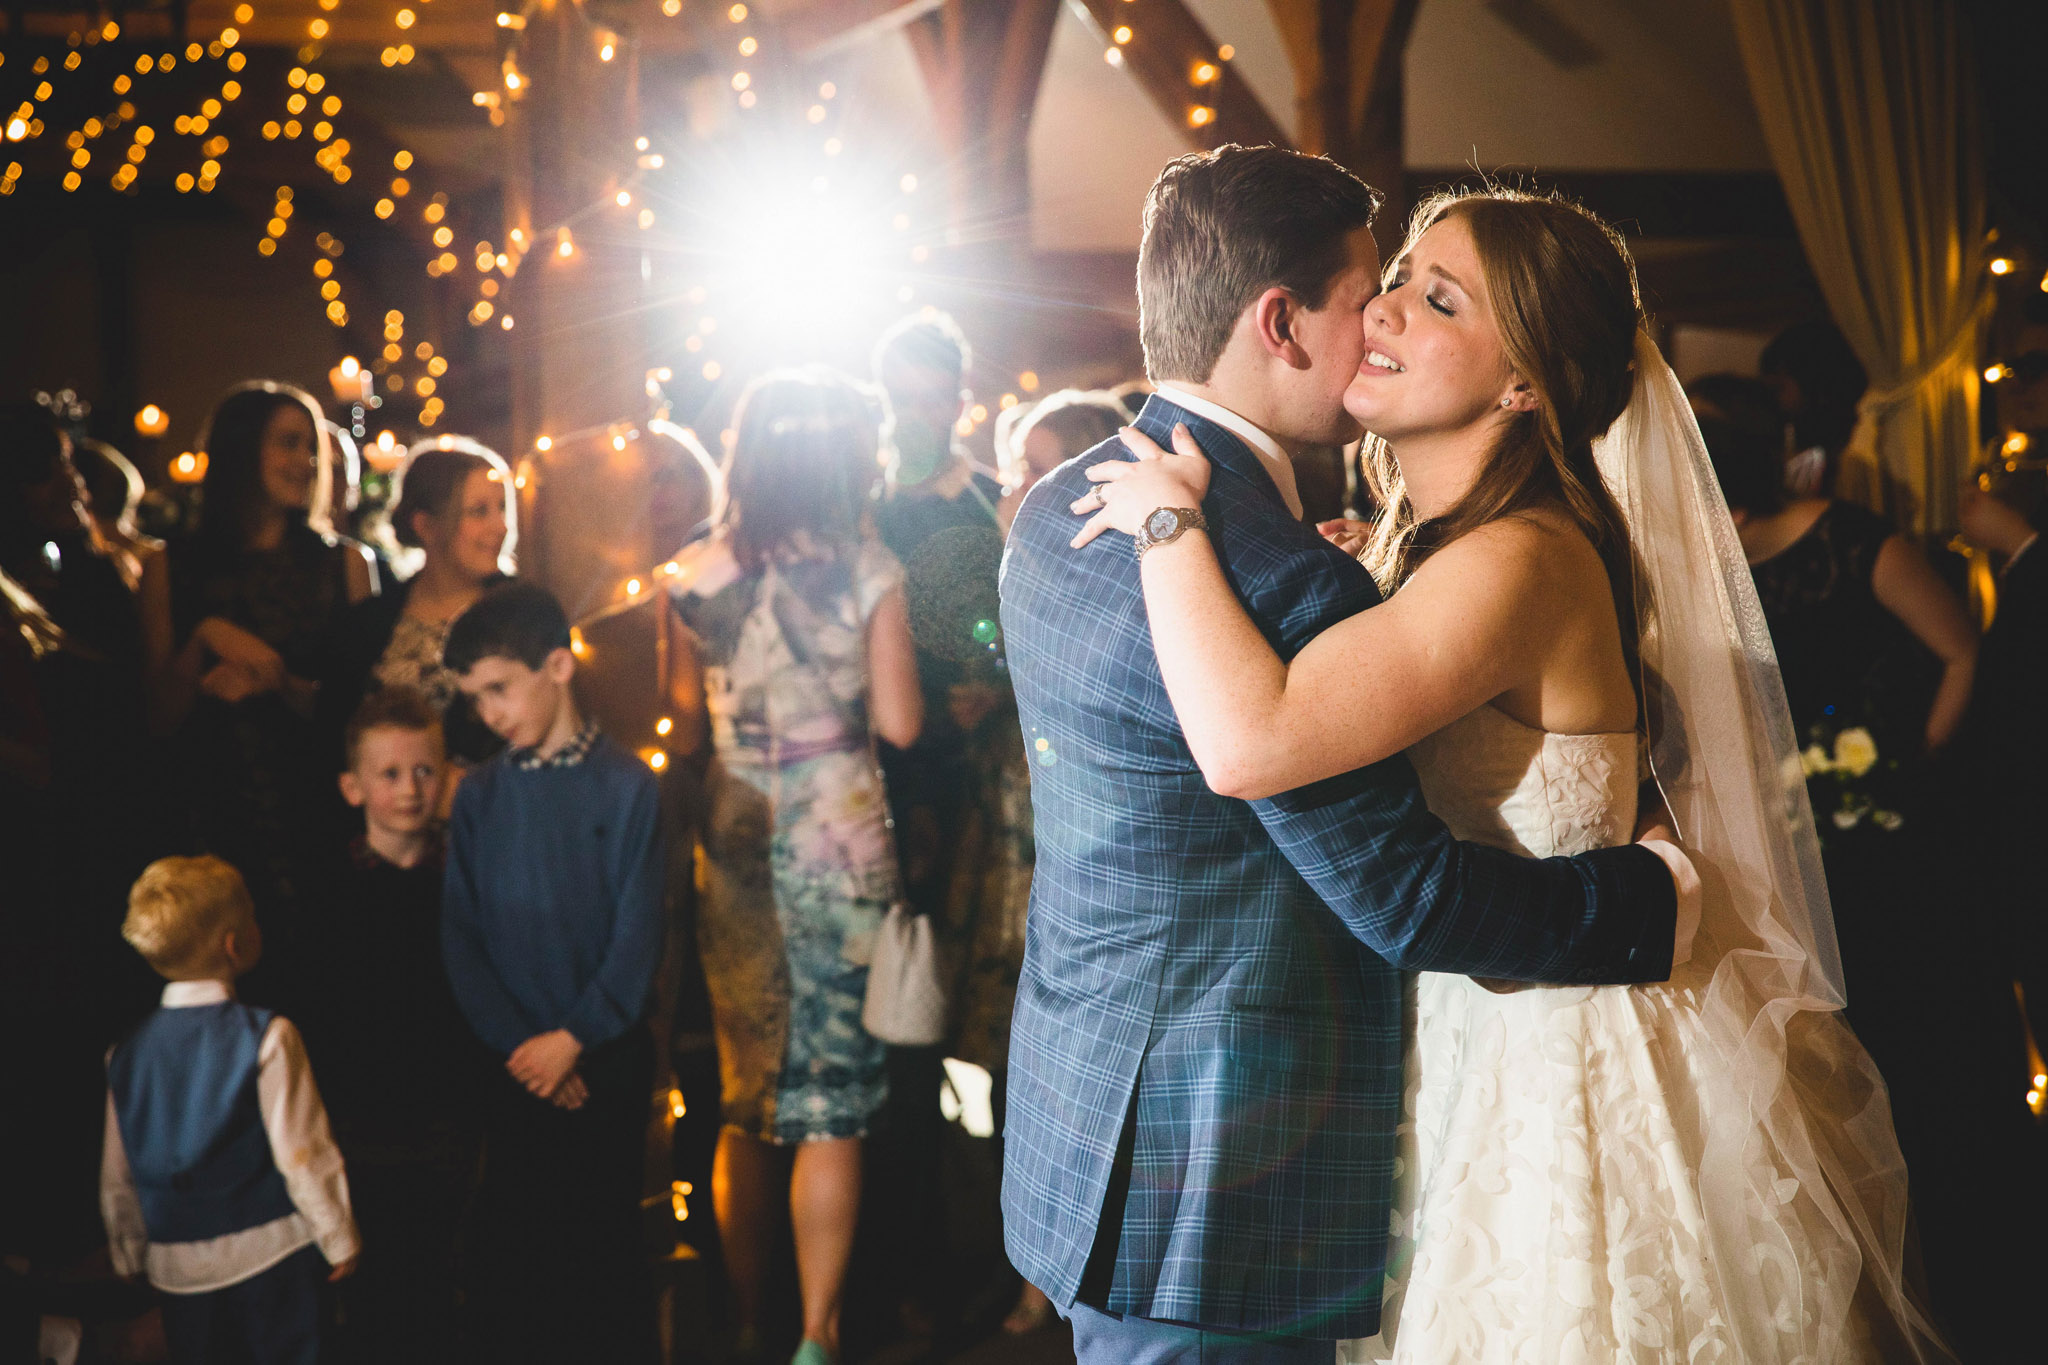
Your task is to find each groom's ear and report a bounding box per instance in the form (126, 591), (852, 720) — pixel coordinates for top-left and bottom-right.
(1248, 287), (1309, 369)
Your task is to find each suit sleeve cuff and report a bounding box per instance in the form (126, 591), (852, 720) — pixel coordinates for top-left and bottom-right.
(1638, 838), (1701, 970)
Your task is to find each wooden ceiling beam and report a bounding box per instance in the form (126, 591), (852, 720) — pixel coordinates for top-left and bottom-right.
(1265, 0), (1418, 240)
(782, 0), (945, 61)
(902, 0), (1061, 243)
(1074, 0), (1288, 153)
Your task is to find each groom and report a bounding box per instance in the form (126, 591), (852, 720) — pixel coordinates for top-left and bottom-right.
(999, 145), (1699, 1362)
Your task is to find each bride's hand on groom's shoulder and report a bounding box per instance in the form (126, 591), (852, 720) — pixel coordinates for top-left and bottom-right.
(1069, 423), (1212, 548)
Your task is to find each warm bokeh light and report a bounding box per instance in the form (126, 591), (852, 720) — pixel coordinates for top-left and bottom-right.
(133, 404), (169, 437)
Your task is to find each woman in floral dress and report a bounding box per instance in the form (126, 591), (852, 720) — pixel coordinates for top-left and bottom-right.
(669, 369), (923, 1365)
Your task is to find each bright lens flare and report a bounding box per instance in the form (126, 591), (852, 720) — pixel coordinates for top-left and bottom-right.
(699, 169), (906, 344)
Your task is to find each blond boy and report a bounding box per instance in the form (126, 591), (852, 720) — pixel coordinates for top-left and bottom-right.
(101, 856), (359, 1365)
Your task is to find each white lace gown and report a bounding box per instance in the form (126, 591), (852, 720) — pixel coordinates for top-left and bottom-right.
(1342, 706), (1851, 1365)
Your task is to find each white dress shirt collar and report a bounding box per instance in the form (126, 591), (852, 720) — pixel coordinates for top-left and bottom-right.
(1152, 383), (1304, 521)
(161, 979), (234, 1008)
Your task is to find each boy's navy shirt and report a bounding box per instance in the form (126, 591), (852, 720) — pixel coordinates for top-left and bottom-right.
(302, 834), (484, 1150)
(441, 731), (666, 1056)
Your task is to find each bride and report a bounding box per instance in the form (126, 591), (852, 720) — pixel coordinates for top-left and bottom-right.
(1070, 188), (1950, 1363)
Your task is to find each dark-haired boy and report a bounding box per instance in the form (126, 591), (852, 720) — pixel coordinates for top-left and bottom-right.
(303, 687), (476, 1363)
(440, 581), (664, 1363)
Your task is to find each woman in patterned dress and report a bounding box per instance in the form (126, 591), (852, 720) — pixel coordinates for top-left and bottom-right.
(668, 369), (923, 1365)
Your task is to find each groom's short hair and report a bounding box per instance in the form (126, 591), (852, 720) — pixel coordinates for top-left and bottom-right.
(1138, 145), (1382, 384)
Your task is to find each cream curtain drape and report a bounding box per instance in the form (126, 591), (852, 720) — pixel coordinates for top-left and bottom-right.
(1727, 0), (1987, 533)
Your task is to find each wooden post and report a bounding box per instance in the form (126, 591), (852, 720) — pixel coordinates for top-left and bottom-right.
(903, 0), (1062, 243)
(1265, 0), (1419, 251)
(1073, 0), (1290, 153)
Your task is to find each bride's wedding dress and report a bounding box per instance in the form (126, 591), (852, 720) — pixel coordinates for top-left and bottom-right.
(1347, 706), (1848, 1363)
(1347, 335), (1949, 1363)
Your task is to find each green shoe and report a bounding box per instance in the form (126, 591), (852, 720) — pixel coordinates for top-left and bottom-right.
(789, 1340), (834, 1365)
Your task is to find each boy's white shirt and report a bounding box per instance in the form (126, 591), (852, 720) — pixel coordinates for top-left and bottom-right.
(100, 979), (361, 1294)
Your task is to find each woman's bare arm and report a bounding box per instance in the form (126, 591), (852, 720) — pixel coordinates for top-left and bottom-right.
(1132, 518), (1562, 799)
(866, 584), (924, 750)
(1870, 534), (1978, 752)
(139, 547), (202, 734)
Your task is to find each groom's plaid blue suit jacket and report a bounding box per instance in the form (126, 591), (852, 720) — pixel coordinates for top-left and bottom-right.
(998, 395), (1678, 1340)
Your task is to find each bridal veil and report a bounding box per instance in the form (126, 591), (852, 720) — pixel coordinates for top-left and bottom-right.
(1595, 332), (1952, 1362)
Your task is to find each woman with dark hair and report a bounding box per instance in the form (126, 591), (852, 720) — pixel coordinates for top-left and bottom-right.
(666, 368), (922, 1365)
(1760, 320), (1869, 496)
(327, 437), (514, 770)
(1073, 189), (1945, 1360)
(1700, 396), (1978, 759)
(138, 381), (376, 995)
(0, 404), (150, 790)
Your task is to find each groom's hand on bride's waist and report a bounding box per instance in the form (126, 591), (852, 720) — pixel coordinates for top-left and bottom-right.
(1631, 793), (1700, 971)
(1635, 838), (1701, 971)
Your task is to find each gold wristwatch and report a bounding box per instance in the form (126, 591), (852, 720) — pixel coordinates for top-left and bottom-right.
(1134, 506), (1209, 559)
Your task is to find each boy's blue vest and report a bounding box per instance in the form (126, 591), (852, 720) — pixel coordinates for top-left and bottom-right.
(108, 999), (297, 1243)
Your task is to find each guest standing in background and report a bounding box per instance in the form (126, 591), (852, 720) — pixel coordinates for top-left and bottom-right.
(1759, 320), (1868, 498)
(306, 689), (481, 1365)
(1958, 479), (2048, 1043)
(1962, 342), (2048, 1050)
(995, 390), (1126, 537)
(441, 581), (666, 1365)
(72, 438), (162, 593)
(327, 438), (514, 774)
(1700, 409), (2038, 1360)
(668, 370), (922, 1365)
(2, 408), (166, 1283)
(867, 311), (1002, 1337)
(138, 382), (377, 1011)
(0, 406), (143, 679)
(102, 856), (360, 1365)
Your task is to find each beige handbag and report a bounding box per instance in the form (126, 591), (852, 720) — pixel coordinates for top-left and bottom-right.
(861, 904), (948, 1047)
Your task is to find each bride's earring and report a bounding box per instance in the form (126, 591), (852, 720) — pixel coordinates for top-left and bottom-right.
(1500, 398), (1513, 408)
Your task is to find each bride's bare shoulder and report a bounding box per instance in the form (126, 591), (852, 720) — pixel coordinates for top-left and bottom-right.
(1408, 508), (1611, 626)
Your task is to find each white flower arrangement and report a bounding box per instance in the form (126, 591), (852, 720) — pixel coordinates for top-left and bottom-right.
(1801, 723), (1903, 837)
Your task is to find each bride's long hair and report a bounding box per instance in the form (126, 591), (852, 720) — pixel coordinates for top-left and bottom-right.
(1360, 189), (1645, 666)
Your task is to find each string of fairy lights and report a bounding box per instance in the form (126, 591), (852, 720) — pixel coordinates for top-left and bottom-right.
(6, 0), (1240, 471)
(1981, 246), (2048, 477)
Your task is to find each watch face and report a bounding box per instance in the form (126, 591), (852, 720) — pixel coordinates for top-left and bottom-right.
(1145, 508), (1180, 540)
